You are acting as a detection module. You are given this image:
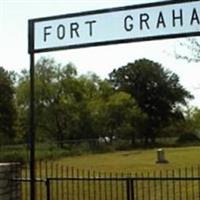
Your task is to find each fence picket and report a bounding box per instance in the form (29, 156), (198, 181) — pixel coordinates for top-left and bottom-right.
(185, 167), (188, 200)
(198, 165), (200, 199)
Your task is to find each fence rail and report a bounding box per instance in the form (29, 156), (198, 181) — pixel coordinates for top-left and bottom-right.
(16, 161), (200, 200)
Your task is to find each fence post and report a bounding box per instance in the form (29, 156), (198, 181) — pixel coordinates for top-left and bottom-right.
(46, 179), (50, 200)
(126, 178), (134, 200)
(130, 179), (134, 200)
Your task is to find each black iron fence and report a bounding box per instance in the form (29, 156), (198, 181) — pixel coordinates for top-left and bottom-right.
(45, 176), (200, 200)
(14, 161), (200, 200)
(0, 163), (21, 200)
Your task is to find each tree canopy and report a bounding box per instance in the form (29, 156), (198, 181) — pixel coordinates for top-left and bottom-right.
(0, 57), (197, 148)
(109, 58), (193, 144)
(0, 67), (16, 144)
(16, 58), (145, 146)
(175, 38), (200, 63)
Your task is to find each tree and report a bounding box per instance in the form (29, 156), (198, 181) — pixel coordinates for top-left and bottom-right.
(184, 107), (200, 135)
(109, 58), (193, 145)
(16, 58), (106, 145)
(191, 108), (200, 136)
(103, 92), (146, 143)
(175, 38), (200, 62)
(0, 67), (16, 144)
(89, 90), (146, 144)
(16, 58), (81, 145)
(175, 38), (200, 90)
(87, 79), (114, 139)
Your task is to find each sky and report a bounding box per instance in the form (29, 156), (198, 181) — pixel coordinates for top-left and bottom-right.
(1, 0), (200, 107)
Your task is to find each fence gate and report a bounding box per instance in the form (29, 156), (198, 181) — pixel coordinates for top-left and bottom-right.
(46, 177), (134, 200)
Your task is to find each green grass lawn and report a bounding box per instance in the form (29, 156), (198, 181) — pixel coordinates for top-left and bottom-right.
(21, 146), (200, 200)
(56, 146), (200, 173)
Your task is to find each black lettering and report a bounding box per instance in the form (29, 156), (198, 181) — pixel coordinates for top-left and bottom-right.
(140, 13), (150, 30)
(156, 12), (166, 28)
(57, 24), (65, 40)
(124, 15), (134, 31)
(85, 20), (96, 36)
(172, 9), (183, 27)
(190, 8), (200, 25)
(70, 22), (80, 38)
(44, 26), (52, 42)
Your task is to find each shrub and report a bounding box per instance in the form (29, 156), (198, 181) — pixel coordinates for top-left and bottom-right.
(176, 133), (200, 144)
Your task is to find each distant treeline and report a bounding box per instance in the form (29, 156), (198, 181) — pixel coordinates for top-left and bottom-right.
(0, 57), (200, 147)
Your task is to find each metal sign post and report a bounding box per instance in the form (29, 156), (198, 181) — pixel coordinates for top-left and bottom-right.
(28, 1), (199, 199)
(29, 52), (35, 200)
(28, 20), (36, 200)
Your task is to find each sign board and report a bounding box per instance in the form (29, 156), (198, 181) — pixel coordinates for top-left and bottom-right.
(28, 0), (200, 53)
